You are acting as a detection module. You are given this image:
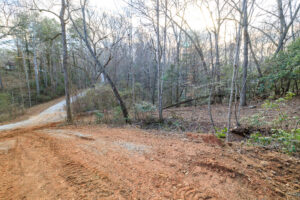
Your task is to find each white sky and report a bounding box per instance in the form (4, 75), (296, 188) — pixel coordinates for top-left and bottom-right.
(89, 0), (126, 13)
(88, 0), (211, 31)
(88, 0), (276, 31)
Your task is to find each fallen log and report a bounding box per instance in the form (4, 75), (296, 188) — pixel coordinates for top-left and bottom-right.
(230, 126), (272, 138)
(163, 95), (209, 110)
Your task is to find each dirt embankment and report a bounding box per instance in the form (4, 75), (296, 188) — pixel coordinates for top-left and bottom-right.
(0, 124), (299, 200)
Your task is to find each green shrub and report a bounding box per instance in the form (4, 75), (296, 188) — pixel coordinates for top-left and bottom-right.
(0, 93), (11, 113)
(72, 86), (118, 114)
(242, 113), (268, 128)
(248, 129), (300, 154)
(216, 127), (227, 138)
(260, 38), (300, 97)
(134, 101), (156, 121)
(36, 94), (52, 103)
(0, 92), (25, 122)
(95, 112), (104, 124)
(244, 92), (297, 129)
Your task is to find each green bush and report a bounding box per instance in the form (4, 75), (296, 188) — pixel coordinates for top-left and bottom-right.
(72, 86), (118, 114)
(260, 38), (300, 97)
(95, 112), (104, 124)
(0, 92), (25, 122)
(216, 127), (227, 138)
(134, 101), (156, 121)
(36, 94), (52, 103)
(0, 93), (11, 113)
(72, 86), (131, 124)
(248, 129), (300, 154)
(244, 92), (297, 129)
(242, 113), (268, 128)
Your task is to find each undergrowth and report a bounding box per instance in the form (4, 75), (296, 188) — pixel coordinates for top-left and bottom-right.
(248, 129), (300, 155)
(245, 92), (300, 155)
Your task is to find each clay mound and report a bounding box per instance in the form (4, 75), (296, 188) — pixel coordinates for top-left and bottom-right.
(200, 134), (224, 146)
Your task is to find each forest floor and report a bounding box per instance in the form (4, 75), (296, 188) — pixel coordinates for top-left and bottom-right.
(0, 98), (299, 199)
(160, 98), (300, 133)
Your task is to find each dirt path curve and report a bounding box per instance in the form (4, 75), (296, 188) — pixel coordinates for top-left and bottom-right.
(0, 99), (66, 131)
(0, 91), (87, 131)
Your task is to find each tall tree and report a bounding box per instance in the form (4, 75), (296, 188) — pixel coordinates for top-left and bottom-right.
(275, 0), (300, 55)
(240, 0), (249, 106)
(227, 0), (243, 140)
(0, 71), (3, 90)
(21, 47), (32, 107)
(0, 0), (19, 40)
(32, 25), (40, 95)
(69, 0), (129, 122)
(204, 0), (232, 104)
(60, 0), (72, 123)
(156, 0), (163, 121)
(31, 0), (72, 122)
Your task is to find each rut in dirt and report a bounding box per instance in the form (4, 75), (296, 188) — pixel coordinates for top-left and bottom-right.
(0, 122), (299, 199)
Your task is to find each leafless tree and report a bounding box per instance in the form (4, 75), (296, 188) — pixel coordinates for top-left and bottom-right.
(60, 0), (72, 122)
(0, 0), (20, 40)
(31, 0), (73, 122)
(227, 0), (243, 140)
(156, 0), (163, 121)
(69, 0), (129, 122)
(240, 0), (249, 106)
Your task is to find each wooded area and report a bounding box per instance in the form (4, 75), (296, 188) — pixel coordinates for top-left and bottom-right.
(0, 0), (299, 138)
(1, 0), (300, 199)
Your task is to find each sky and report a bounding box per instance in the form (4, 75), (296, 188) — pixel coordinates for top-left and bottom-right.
(87, 0), (274, 31)
(88, 0), (282, 45)
(0, 0), (283, 48)
(89, 0), (211, 31)
(90, 0), (126, 13)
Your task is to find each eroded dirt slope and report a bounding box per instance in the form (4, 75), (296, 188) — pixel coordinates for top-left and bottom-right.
(0, 124), (299, 200)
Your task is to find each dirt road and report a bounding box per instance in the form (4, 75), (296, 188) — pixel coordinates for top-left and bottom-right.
(0, 99), (66, 131)
(0, 124), (299, 199)
(0, 100), (299, 199)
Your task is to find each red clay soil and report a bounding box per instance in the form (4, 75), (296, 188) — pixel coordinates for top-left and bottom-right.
(0, 124), (299, 200)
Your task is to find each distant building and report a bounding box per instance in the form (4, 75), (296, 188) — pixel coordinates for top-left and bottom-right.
(4, 61), (16, 71)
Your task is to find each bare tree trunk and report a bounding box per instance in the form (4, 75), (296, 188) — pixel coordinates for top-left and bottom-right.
(208, 32), (216, 133)
(170, 19), (182, 106)
(240, 0), (249, 107)
(156, 0), (163, 121)
(129, 1), (135, 107)
(32, 31), (40, 95)
(51, 43), (57, 93)
(60, 0), (72, 123)
(248, 35), (262, 77)
(0, 71), (3, 90)
(42, 54), (48, 88)
(69, 1), (129, 122)
(234, 76), (240, 127)
(214, 31), (222, 104)
(104, 71), (129, 122)
(289, 0), (295, 41)
(152, 63), (157, 105)
(227, 5), (243, 141)
(49, 47), (54, 92)
(274, 3), (300, 55)
(25, 35), (31, 77)
(21, 47), (32, 107)
(161, 0), (168, 115)
(277, 0), (286, 41)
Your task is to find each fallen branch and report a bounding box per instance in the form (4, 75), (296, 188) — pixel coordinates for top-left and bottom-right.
(163, 95), (209, 110)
